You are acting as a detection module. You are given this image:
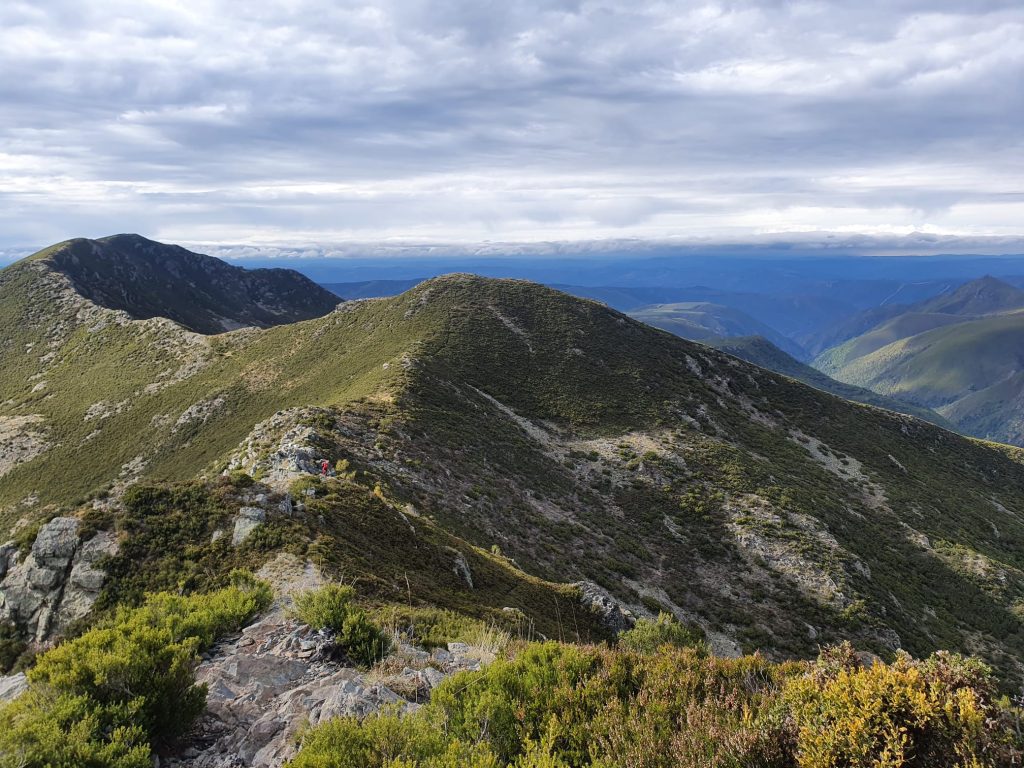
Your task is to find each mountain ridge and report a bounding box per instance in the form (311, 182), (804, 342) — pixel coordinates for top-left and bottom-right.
(2, 244), (1024, 687)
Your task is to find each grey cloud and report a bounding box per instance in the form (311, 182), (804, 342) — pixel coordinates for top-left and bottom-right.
(0, 0), (1021, 248)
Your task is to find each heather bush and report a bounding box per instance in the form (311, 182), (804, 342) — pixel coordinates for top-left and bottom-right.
(784, 644), (1022, 768)
(290, 707), (498, 768)
(292, 584), (392, 665)
(0, 691), (150, 768)
(617, 611), (706, 655)
(290, 641), (1024, 768)
(0, 574), (272, 766)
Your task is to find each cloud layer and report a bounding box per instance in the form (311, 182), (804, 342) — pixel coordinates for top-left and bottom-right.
(1, 0), (1021, 249)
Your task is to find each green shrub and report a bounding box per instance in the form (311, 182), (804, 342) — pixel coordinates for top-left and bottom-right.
(0, 691), (150, 768)
(291, 707), (498, 768)
(227, 470), (255, 487)
(289, 475), (324, 498)
(290, 641), (1024, 768)
(293, 584), (392, 665)
(29, 623), (204, 749)
(618, 612), (706, 655)
(0, 575), (272, 763)
(294, 583), (356, 631)
(784, 645), (1022, 768)
(375, 605), (491, 649)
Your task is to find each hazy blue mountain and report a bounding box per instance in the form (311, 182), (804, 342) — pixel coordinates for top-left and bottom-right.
(628, 302), (806, 358)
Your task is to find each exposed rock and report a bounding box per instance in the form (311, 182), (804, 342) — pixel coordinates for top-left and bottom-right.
(232, 506), (266, 546)
(166, 609), (488, 768)
(175, 396), (227, 433)
(225, 409), (328, 488)
(450, 548), (474, 589)
(0, 519), (118, 642)
(0, 673), (27, 703)
(31, 517), (78, 566)
(0, 415), (49, 479)
(574, 581), (635, 634)
(0, 542), (15, 580)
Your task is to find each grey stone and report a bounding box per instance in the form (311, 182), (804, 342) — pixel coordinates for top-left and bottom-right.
(26, 562), (61, 590)
(0, 527), (118, 642)
(0, 673), (27, 703)
(422, 667), (445, 689)
(232, 506), (266, 546)
(31, 517), (79, 566)
(0, 542), (16, 580)
(574, 581), (635, 634)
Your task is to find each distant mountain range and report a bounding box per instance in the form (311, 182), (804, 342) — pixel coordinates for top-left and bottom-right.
(815, 277), (1024, 445)
(617, 302), (806, 359)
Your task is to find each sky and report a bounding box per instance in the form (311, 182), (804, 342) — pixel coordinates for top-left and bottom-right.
(1, 0), (1022, 252)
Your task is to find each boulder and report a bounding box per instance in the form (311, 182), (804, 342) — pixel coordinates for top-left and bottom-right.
(232, 507), (266, 546)
(0, 673), (27, 703)
(574, 581), (635, 634)
(31, 517), (79, 567)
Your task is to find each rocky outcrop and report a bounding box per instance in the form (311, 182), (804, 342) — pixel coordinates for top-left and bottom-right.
(0, 518), (118, 641)
(166, 613), (491, 768)
(226, 409), (330, 488)
(574, 581), (635, 634)
(232, 506), (267, 546)
(0, 672), (27, 703)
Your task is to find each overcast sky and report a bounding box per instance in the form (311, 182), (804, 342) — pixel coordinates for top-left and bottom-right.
(1, 0), (1022, 251)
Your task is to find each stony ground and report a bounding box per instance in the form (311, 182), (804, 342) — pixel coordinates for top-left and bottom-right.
(161, 613), (492, 768)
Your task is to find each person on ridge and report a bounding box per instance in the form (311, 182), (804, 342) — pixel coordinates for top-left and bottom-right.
(320, 459), (330, 477)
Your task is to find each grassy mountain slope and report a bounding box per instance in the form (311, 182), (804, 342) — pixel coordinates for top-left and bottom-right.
(814, 312), (967, 374)
(3, 253), (1024, 684)
(915, 275), (1024, 316)
(34, 234), (339, 333)
(812, 277), (1024, 446)
(628, 302), (806, 359)
(819, 311), (1024, 443)
(815, 276), (1024, 377)
(706, 336), (954, 428)
(797, 303), (910, 357)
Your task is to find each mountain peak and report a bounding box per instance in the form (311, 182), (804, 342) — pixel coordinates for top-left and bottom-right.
(917, 275), (1024, 317)
(14, 234), (341, 334)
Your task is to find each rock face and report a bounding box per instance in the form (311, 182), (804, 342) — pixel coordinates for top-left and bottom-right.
(226, 409), (331, 488)
(0, 518), (118, 641)
(0, 672), (27, 703)
(574, 581), (636, 635)
(231, 506), (267, 546)
(166, 613), (491, 768)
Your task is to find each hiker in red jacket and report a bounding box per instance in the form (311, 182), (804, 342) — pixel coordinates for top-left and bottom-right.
(320, 459), (330, 477)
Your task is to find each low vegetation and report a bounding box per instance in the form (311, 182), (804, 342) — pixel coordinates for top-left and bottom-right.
(0, 572), (271, 768)
(617, 611), (706, 654)
(290, 641), (1024, 768)
(292, 584), (392, 665)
